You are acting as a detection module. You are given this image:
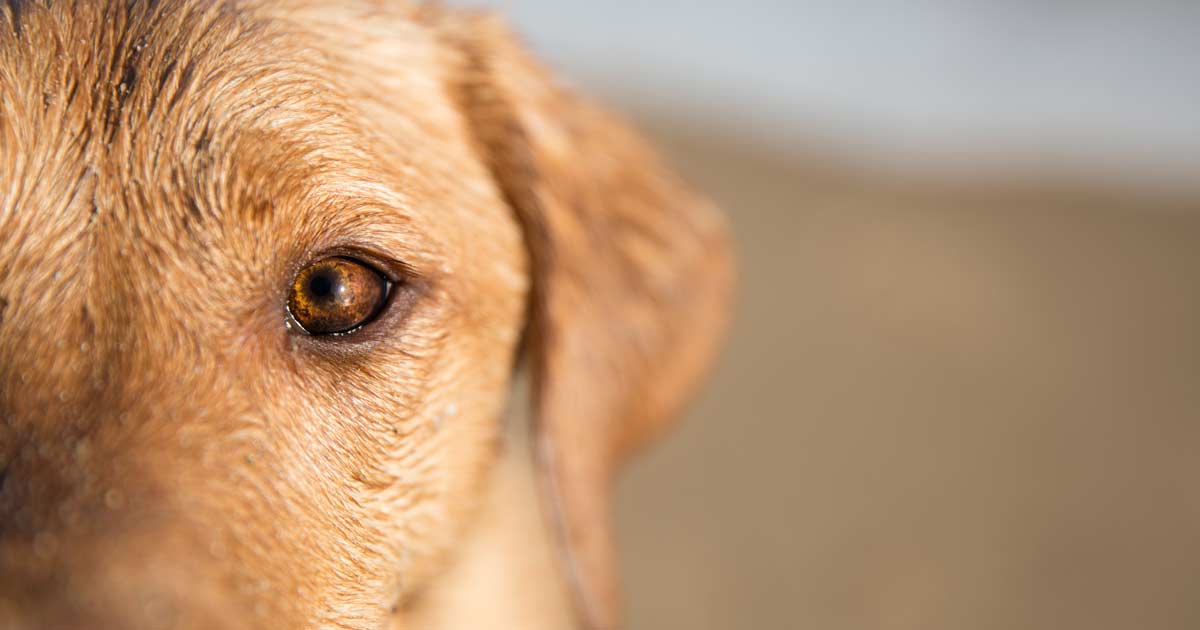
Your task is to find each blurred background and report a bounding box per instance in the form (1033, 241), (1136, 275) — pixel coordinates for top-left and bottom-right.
(455, 2), (1200, 629)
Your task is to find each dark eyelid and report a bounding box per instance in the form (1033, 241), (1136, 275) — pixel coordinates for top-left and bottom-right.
(309, 245), (421, 285)
(284, 246), (427, 345)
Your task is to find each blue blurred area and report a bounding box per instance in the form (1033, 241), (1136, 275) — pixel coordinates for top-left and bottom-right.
(452, 1), (1200, 188)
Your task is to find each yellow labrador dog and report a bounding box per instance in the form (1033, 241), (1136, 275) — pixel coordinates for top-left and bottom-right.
(0, 1), (732, 629)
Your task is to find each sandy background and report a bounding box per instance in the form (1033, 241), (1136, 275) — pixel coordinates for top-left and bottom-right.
(614, 124), (1200, 630)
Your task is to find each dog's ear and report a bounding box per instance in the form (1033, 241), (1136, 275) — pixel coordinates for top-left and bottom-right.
(437, 13), (734, 629)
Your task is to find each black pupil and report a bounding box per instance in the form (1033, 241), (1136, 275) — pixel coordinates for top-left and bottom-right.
(308, 273), (335, 298)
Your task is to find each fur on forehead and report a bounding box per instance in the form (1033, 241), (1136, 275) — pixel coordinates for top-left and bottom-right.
(0, 0), (435, 244)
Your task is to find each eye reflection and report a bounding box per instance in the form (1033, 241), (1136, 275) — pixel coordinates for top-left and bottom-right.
(287, 257), (389, 335)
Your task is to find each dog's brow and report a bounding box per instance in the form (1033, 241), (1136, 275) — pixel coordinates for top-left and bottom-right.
(0, 1), (368, 242)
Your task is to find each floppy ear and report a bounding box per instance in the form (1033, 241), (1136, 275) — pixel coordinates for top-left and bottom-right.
(438, 13), (734, 629)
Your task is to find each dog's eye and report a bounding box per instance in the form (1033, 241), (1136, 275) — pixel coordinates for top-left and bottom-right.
(287, 257), (389, 335)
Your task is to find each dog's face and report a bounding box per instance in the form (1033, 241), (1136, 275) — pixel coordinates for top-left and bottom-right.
(0, 3), (731, 629)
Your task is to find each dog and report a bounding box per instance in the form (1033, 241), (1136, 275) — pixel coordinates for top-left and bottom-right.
(0, 1), (733, 629)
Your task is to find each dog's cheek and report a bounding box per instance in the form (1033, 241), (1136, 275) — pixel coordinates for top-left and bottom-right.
(371, 292), (527, 606)
(368, 225), (529, 612)
(231, 283), (519, 624)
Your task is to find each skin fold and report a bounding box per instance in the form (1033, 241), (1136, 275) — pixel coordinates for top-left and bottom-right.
(0, 2), (733, 629)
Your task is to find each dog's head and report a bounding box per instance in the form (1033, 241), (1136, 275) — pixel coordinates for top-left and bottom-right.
(0, 2), (732, 629)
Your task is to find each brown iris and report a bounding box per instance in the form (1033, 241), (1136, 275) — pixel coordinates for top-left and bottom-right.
(288, 257), (389, 334)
